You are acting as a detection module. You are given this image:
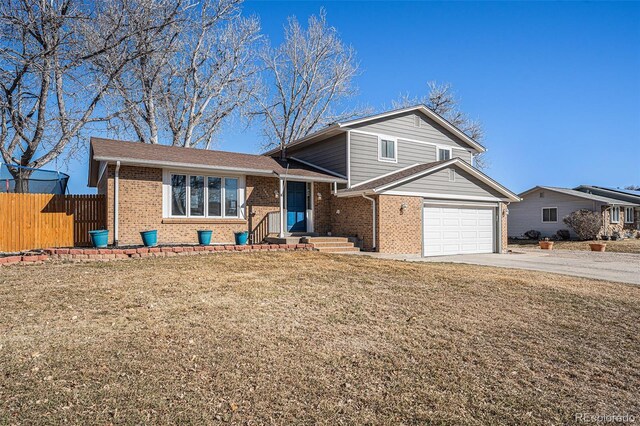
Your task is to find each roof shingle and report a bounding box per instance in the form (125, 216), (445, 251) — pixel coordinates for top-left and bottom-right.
(89, 138), (345, 186)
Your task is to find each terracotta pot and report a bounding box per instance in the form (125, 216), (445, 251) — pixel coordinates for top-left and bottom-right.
(589, 243), (606, 252)
(539, 241), (554, 250)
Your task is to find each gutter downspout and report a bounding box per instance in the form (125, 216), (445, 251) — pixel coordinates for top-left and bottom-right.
(114, 161), (120, 246)
(362, 194), (377, 251)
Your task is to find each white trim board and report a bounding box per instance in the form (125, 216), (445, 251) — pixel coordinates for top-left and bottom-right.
(387, 191), (507, 202)
(96, 156), (274, 176)
(346, 130), (352, 188)
(349, 129), (470, 151)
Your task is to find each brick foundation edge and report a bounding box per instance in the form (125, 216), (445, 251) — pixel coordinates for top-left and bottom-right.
(0, 244), (315, 266)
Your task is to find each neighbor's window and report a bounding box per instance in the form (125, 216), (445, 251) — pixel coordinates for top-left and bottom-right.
(542, 207), (558, 223)
(171, 174), (187, 216)
(624, 207), (634, 223)
(170, 174), (240, 218)
(438, 147), (452, 161)
(379, 137), (396, 161)
(611, 206), (620, 223)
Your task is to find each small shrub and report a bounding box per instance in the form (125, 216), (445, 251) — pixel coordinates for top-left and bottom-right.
(524, 230), (541, 240)
(556, 229), (571, 240)
(563, 210), (602, 240)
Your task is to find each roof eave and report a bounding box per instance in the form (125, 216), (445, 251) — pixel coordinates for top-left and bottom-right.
(338, 105), (486, 153)
(93, 156), (275, 176)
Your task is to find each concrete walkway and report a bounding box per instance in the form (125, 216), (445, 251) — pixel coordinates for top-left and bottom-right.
(359, 249), (640, 285)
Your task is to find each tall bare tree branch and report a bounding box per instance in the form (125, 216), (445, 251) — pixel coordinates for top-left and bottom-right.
(101, 0), (261, 148)
(253, 9), (368, 154)
(393, 82), (488, 170)
(0, 0), (175, 191)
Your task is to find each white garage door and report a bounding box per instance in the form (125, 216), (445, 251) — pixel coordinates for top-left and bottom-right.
(423, 205), (495, 256)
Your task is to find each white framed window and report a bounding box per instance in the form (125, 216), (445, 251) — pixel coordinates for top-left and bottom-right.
(611, 206), (620, 223)
(378, 136), (397, 162)
(624, 207), (634, 223)
(542, 207), (558, 223)
(437, 147), (452, 161)
(166, 172), (244, 218)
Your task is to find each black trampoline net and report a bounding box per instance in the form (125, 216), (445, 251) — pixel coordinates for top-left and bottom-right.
(0, 164), (69, 195)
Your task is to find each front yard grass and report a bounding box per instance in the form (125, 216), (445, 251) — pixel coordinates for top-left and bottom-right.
(509, 237), (640, 253)
(1, 252), (639, 424)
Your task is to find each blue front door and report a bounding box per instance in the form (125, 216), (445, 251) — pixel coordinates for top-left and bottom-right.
(286, 181), (307, 232)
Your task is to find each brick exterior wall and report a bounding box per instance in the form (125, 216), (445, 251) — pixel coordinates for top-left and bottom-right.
(99, 165), (281, 246)
(600, 206), (639, 238)
(377, 195), (423, 254)
(501, 202), (508, 253)
(313, 183), (332, 235)
(329, 195), (375, 250)
(98, 164), (510, 253)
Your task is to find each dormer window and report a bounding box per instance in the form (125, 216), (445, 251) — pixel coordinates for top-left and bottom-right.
(378, 136), (397, 163)
(437, 147), (452, 161)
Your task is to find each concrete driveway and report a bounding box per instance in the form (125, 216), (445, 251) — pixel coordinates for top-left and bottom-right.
(362, 249), (640, 285)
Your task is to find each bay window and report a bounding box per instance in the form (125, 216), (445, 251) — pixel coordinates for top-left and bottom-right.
(171, 174), (187, 216)
(207, 177), (222, 217)
(168, 173), (242, 218)
(225, 178), (238, 217)
(190, 175), (205, 216)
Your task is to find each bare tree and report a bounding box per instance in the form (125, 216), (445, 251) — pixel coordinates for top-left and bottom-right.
(394, 82), (488, 170)
(103, 0), (261, 148)
(0, 0), (173, 191)
(624, 185), (640, 191)
(253, 9), (366, 154)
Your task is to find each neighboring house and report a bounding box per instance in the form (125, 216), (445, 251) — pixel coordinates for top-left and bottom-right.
(508, 186), (640, 239)
(88, 105), (520, 256)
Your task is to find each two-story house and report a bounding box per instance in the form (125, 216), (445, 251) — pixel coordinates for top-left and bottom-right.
(88, 105), (519, 256)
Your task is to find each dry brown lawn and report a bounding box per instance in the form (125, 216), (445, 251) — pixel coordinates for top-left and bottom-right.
(509, 238), (640, 254)
(1, 252), (639, 425)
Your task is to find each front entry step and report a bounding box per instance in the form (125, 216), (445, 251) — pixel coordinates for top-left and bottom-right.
(302, 236), (360, 254)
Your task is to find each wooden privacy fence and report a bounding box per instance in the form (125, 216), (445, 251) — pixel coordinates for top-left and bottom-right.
(0, 193), (106, 252)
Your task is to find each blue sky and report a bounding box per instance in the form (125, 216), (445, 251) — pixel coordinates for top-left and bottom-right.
(65, 0), (640, 194)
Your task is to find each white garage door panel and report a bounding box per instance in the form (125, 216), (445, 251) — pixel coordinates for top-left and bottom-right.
(423, 205), (495, 256)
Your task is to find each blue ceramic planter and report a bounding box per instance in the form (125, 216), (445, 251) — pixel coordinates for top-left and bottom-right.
(89, 229), (109, 248)
(140, 230), (158, 247)
(234, 231), (249, 245)
(197, 230), (213, 245)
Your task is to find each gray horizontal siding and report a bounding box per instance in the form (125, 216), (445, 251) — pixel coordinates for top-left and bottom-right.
(389, 166), (506, 199)
(287, 133), (347, 177)
(349, 131), (471, 185)
(508, 188), (600, 238)
(351, 111), (475, 150)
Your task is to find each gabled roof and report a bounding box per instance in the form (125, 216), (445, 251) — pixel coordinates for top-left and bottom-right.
(519, 186), (639, 206)
(338, 158), (520, 201)
(574, 185), (640, 204)
(88, 137), (347, 186)
(263, 104), (486, 156)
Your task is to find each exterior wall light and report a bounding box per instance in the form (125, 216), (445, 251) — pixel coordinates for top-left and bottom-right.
(317, 192), (322, 201)
(274, 190), (280, 199)
(400, 203), (408, 214)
